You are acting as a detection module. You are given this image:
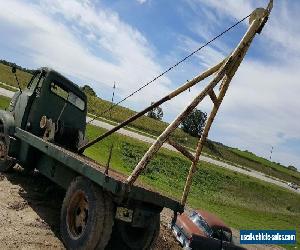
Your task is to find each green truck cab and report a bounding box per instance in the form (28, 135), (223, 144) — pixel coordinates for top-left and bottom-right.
(0, 67), (182, 250)
(9, 68), (87, 148)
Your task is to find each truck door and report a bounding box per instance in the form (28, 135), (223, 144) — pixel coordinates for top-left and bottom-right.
(13, 72), (45, 129)
(26, 73), (86, 143)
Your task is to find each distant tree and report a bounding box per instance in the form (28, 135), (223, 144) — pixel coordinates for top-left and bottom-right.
(147, 102), (163, 121)
(81, 85), (97, 97)
(287, 165), (297, 171)
(181, 109), (207, 137)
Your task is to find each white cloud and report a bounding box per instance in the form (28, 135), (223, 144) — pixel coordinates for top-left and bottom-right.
(136, 0), (147, 4)
(213, 57), (300, 144)
(0, 0), (170, 108)
(183, 0), (300, 168)
(176, 35), (225, 69)
(188, 0), (300, 59)
(193, 0), (254, 20)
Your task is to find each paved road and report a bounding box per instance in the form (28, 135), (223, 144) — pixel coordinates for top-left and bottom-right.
(1, 86), (299, 194)
(0, 86), (15, 98)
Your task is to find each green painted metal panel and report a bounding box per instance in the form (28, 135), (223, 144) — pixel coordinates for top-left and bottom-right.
(15, 127), (122, 195)
(14, 128), (183, 213)
(37, 155), (76, 189)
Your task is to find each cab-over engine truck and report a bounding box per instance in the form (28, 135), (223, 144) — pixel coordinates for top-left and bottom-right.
(0, 2), (272, 250)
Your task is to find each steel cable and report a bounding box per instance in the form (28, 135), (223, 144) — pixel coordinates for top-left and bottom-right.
(87, 13), (251, 124)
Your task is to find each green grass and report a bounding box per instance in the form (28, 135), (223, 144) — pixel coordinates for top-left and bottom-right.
(0, 62), (299, 186)
(0, 95), (11, 109)
(0, 82), (18, 92)
(66, 93), (300, 185)
(235, 149), (300, 175)
(83, 125), (300, 249)
(87, 94), (199, 147)
(214, 145), (300, 185)
(0, 63), (32, 89)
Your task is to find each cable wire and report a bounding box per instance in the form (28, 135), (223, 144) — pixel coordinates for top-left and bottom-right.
(87, 13), (251, 124)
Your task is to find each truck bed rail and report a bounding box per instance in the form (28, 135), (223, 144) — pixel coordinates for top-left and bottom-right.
(15, 127), (183, 213)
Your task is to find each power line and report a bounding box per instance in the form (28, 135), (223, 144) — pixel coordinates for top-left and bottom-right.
(87, 13), (251, 124)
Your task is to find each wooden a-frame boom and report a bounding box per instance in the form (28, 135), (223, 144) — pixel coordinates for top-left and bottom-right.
(81, 1), (273, 206)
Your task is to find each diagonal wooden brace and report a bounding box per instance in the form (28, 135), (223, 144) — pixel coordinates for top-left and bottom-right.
(167, 138), (196, 162)
(126, 58), (232, 185)
(208, 90), (218, 106)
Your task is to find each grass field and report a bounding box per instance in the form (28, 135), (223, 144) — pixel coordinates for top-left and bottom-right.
(0, 61), (299, 186)
(0, 63), (32, 89)
(0, 93), (299, 248)
(229, 148), (300, 182)
(83, 125), (300, 249)
(87, 93), (300, 185)
(0, 95), (11, 109)
(211, 144), (300, 185)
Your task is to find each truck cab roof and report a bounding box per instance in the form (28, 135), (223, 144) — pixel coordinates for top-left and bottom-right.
(38, 67), (87, 102)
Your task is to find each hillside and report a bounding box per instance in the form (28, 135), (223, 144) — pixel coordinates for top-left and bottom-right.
(0, 61), (32, 89)
(85, 125), (300, 249)
(0, 61), (299, 185)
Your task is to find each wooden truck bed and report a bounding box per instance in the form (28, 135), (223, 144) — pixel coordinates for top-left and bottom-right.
(15, 128), (183, 213)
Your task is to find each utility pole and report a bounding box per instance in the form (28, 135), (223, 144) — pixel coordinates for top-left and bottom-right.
(105, 82), (116, 175)
(270, 146), (273, 161)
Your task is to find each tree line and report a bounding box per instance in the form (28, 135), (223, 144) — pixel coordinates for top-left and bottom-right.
(0, 59), (35, 74)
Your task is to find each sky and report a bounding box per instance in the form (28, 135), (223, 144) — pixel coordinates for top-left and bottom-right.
(0, 0), (299, 169)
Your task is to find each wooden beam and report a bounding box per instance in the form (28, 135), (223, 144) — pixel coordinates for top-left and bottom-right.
(180, 38), (254, 206)
(126, 59), (231, 186)
(180, 6), (272, 205)
(167, 138), (195, 162)
(208, 90), (218, 105)
(79, 61), (224, 152)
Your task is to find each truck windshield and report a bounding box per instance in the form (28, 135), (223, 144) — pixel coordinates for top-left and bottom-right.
(210, 228), (232, 242)
(222, 230), (232, 242)
(190, 213), (213, 236)
(50, 82), (85, 111)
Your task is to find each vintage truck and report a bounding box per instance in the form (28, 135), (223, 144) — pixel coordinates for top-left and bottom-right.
(0, 2), (272, 249)
(0, 67), (183, 250)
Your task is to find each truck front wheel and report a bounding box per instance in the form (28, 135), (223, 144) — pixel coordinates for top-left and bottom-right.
(60, 176), (114, 250)
(0, 134), (14, 172)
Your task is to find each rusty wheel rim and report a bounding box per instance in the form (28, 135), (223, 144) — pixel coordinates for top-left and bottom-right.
(67, 191), (89, 239)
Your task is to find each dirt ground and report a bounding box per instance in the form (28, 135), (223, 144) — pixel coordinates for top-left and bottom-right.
(0, 168), (283, 250)
(0, 168), (181, 250)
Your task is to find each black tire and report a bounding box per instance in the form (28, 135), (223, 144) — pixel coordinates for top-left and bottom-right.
(0, 134), (14, 173)
(60, 176), (114, 250)
(107, 213), (160, 250)
(95, 192), (115, 250)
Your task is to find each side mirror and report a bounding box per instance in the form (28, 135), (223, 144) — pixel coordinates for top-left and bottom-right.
(12, 66), (16, 74)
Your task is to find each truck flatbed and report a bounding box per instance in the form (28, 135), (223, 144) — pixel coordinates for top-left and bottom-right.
(15, 127), (183, 213)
